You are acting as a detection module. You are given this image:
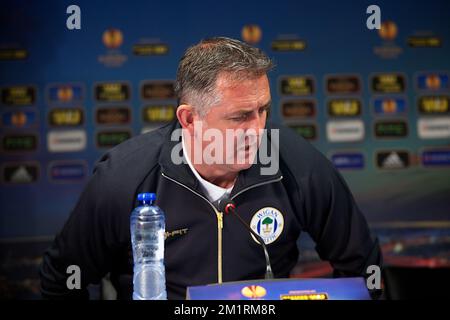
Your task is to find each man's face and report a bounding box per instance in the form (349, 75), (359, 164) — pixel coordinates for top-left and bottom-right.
(191, 73), (271, 173)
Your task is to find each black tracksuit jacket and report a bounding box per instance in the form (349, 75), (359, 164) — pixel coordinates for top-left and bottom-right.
(39, 120), (382, 299)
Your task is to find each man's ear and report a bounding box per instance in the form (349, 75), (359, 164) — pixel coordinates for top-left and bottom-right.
(176, 104), (195, 132)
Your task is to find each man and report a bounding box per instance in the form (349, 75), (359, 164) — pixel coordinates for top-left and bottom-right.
(40, 37), (382, 300)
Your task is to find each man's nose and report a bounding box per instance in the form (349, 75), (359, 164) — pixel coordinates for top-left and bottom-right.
(243, 115), (264, 143)
(246, 111), (265, 131)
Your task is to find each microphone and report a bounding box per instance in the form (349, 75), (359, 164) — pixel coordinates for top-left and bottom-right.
(218, 198), (274, 280)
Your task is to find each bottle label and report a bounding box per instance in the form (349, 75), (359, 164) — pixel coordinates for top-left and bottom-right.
(153, 229), (165, 260)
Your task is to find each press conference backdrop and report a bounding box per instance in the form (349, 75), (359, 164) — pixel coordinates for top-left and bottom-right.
(0, 0), (449, 298)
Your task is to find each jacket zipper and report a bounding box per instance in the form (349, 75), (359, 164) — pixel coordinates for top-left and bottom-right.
(216, 211), (223, 283)
(161, 172), (283, 284)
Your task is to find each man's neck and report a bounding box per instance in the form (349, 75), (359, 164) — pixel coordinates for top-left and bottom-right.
(197, 169), (237, 189)
(183, 133), (237, 189)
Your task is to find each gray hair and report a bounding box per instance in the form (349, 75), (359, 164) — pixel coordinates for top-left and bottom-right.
(175, 37), (274, 117)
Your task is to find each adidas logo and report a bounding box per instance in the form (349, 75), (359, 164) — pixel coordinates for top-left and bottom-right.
(382, 152), (405, 168)
(377, 150), (409, 169)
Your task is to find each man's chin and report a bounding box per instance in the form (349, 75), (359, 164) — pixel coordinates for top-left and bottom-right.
(228, 159), (255, 172)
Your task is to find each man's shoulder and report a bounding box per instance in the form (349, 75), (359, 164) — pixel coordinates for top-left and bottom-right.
(268, 121), (329, 173)
(94, 122), (174, 176)
(267, 121), (347, 203)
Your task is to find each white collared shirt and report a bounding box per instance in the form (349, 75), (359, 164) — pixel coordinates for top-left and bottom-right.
(182, 133), (234, 203)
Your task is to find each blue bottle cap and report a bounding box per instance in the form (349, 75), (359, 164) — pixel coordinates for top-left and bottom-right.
(137, 193), (156, 201)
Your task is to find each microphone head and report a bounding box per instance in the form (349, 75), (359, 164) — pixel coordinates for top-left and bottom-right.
(218, 198), (236, 215)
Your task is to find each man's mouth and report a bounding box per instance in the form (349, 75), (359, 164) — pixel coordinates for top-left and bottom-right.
(238, 143), (256, 152)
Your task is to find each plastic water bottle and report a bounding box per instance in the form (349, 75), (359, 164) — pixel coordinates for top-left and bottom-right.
(130, 192), (167, 300)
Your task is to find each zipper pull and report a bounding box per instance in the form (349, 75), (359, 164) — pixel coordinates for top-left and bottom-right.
(217, 212), (223, 229)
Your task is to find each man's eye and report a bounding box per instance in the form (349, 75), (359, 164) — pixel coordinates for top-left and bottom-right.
(231, 115), (247, 121)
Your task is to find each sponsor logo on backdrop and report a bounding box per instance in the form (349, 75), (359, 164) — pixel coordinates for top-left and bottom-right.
(47, 83), (84, 104)
(325, 75), (361, 95)
(96, 130), (131, 148)
(140, 81), (176, 100)
(271, 38), (306, 51)
(279, 76), (315, 96)
(421, 149), (450, 167)
(96, 106), (131, 125)
(416, 73), (449, 91)
(288, 123), (317, 140)
(103, 28), (123, 49)
(0, 48), (27, 60)
(281, 99), (315, 119)
(371, 73), (406, 94)
(374, 21), (403, 59)
(417, 117), (450, 139)
(98, 28), (127, 67)
(331, 152), (365, 170)
(372, 97), (407, 115)
(408, 33), (442, 48)
(241, 25), (262, 45)
(327, 98), (361, 117)
(379, 21), (397, 41)
(48, 161), (87, 183)
(2, 134), (38, 153)
(374, 120), (408, 138)
(48, 108), (84, 127)
(2, 163), (39, 184)
(376, 150), (410, 169)
(2, 110), (38, 128)
(1, 86), (36, 106)
(142, 105), (175, 123)
(418, 96), (449, 115)
(47, 130), (86, 152)
(327, 120), (364, 142)
(94, 82), (130, 102)
(133, 41), (169, 56)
